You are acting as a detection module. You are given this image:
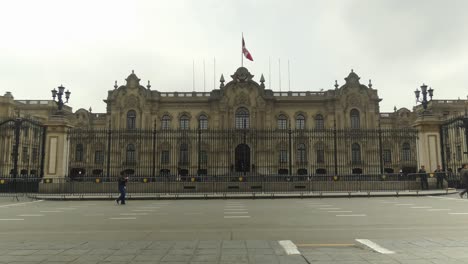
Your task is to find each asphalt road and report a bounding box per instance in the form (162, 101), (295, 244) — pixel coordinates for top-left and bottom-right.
(1, 194), (468, 263)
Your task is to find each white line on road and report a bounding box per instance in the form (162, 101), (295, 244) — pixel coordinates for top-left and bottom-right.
(224, 216), (250, 218)
(224, 208), (247, 211)
(427, 209), (451, 211)
(224, 212), (249, 214)
(120, 213), (148, 216)
(39, 211), (62, 213)
(318, 208), (341, 210)
(411, 207), (432, 209)
(132, 210), (155, 212)
(449, 213), (468, 215)
(336, 214), (366, 217)
(109, 217), (137, 220)
(56, 208), (77, 210)
(395, 204), (414, 206)
(356, 239), (395, 254)
(328, 211), (352, 213)
(18, 214), (44, 217)
(278, 240), (300, 255)
(0, 200), (43, 208)
(0, 219), (24, 221)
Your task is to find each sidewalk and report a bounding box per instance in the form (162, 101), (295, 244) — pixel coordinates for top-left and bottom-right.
(32, 189), (459, 200)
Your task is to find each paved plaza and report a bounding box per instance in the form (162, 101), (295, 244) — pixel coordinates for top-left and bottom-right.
(1, 194), (468, 263)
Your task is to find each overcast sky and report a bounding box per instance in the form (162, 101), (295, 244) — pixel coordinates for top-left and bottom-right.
(1, 0), (467, 113)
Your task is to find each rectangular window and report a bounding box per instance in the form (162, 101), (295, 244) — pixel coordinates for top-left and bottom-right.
(457, 145), (462, 161)
(180, 119), (189, 130)
(32, 147), (38, 164)
(383, 149), (392, 163)
(199, 119), (208, 130)
(236, 117), (249, 129)
(279, 150), (288, 163)
(316, 149), (324, 163)
(278, 119), (287, 130)
(161, 150), (170, 164)
(200, 151), (208, 164)
(95, 151), (104, 164)
(296, 119), (305, 130)
(162, 120), (171, 130)
(22, 147), (28, 163)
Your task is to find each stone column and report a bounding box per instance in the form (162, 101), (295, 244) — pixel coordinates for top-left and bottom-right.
(44, 115), (73, 179)
(413, 113), (442, 172)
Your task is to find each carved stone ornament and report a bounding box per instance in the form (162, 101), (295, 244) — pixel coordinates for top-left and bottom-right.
(347, 94), (362, 108)
(234, 92), (250, 106)
(125, 95), (139, 108)
(231, 67), (254, 83)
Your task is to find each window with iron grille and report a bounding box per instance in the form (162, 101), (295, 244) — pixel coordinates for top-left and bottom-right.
(180, 143), (189, 165)
(126, 144), (136, 163)
(180, 115), (189, 130)
(198, 115), (208, 130)
(235, 108), (249, 129)
(279, 149), (288, 163)
(457, 145), (462, 161)
(297, 143), (307, 163)
(402, 142), (411, 161)
(162, 115), (171, 130)
(200, 150), (208, 165)
(383, 149), (392, 163)
(350, 109), (360, 129)
(351, 143), (361, 164)
(316, 143), (325, 163)
(446, 146), (451, 161)
(127, 110), (136, 129)
(161, 150), (170, 164)
(296, 114), (305, 130)
(315, 114), (324, 129)
(76, 144), (84, 162)
(277, 115), (287, 129)
(22, 147), (28, 163)
(32, 147), (38, 164)
(95, 150), (104, 164)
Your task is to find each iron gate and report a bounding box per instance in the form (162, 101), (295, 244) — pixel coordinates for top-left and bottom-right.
(440, 115), (468, 174)
(0, 118), (47, 178)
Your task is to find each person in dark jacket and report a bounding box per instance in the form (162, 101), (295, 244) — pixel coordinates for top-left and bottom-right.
(116, 176), (128, 205)
(434, 165), (445, 189)
(418, 165), (428, 190)
(459, 164), (468, 198)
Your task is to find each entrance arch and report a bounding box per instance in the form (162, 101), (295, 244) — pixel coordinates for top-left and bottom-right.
(235, 144), (250, 172)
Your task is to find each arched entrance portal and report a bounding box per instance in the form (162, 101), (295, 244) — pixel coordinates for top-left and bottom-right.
(235, 144), (250, 172)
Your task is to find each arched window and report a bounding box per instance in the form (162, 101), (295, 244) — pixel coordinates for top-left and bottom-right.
(316, 142), (325, 163)
(126, 144), (136, 164)
(402, 142), (411, 161)
(162, 115), (171, 130)
(297, 143), (307, 163)
(277, 114), (287, 130)
(179, 143), (189, 165)
(75, 144), (84, 162)
(180, 115), (189, 130)
(315, 114), (324, 129)
(351, 143), (361, 164)
(198, 115), (208, 130)
(350, 109), (360, 129)
(236, 107), (249, 129)
(296, 114), (305, 130)
(127, 110), (136, 129)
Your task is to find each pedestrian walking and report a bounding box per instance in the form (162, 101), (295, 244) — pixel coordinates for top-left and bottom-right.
(459, 164), (468, 198)
(116, 176), (128, 205)
(419, 165), (429, 190)
(434, 165), (445, 189)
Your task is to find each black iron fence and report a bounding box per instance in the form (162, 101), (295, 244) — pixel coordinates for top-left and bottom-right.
(441, 115), (468, 174)
(67, 128), (419, 180)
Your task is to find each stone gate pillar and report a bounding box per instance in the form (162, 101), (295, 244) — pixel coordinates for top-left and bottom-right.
(413, 113), (442, 172)
(44, 115), (72, 178)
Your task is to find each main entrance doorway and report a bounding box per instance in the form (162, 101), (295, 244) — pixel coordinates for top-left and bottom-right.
(235, 144), (250, 172)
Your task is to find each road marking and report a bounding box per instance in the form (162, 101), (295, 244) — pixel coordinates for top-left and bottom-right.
(18, 214), (44, 217)
(0, 219), (24, 221)
(224, 216), (250, 218)
(297, 243), (355, 247)
(311, 205), (334, 207)
(109, 217), (137, 220)
(411, 206), (432, 209)
(395, 204), (414, 206)
(224, 208), (246, 211)
(336, 214), (366, 217)
(56, 208), (77, 210)
(328, 211), (352, 213)
(318, 208), (341, 210)
(0, 200), (43, 208)
(449, 213), (468, 215)
(224, 212), (249, 214)
(120, 213), (148, 216)
(427, 209), (451, 211)
(39, 211), (62, 213)
(356, 239), (395, 254)
(278, 240), (300, 255)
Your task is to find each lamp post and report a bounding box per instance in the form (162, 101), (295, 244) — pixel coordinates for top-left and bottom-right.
(51, 85), (71, 110)
(414, 84), (434, 110)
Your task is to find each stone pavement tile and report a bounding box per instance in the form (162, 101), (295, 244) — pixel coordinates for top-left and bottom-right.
(88, 249), (118, 255)
(44, 255), (79, 262)
(246, 240), (271, 249)
(7, 262), (44, 264)
(112, 248), (141, 255)
(248, 254), (280, 264)
(61, 249), (91, 255)
(270, 241), (287, 256)
(160, 254), (192, 262)
(125, 241), (153, 249)
(278, 255), (309, 264)
(140, 249), (169, 255)
(73, 254), (109, 261)
(173, 241), (198, 249)
(220, 248), (247, 255)
(397, 260), (433, 264)
(302, 253), (333, 261)
(167, 249), (195, 255)
(147, 242), (174, 249)
(247, 248), (275, 255)
(389, 253), (421, 260)
(133, 254), (164, 261)
(197, 240), (222, 249)
(220, 254), (248, 262)
(70, 260), (100, 264)
(191, 254), (219, 262)
(104, 255), (137, 261)
(359, 253), (395, 261)
(33, 249), (65, 255)
(6, 249), (38, 255)
(368, 260), (401, 264)
(331, 253), (365, 261)
(431, 259), (462, 264)
(222, 240), (246, 249)
(194, 248), (220, 255)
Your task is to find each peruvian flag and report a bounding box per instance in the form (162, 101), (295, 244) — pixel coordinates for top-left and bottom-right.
(242, 36), (253, 61)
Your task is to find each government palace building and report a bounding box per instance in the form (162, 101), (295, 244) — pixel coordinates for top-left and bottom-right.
(0, 67), (467, 180)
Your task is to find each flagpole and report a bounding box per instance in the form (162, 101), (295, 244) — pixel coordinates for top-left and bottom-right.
(213, 57), (216, 91)
(241, 33), (244, 67)
(203, 59), (206, 92)
(269, 57), (271, 89)
(288, 59), (291, 92)
(192, 59), (195, 92)
(278, 58), (281, 92)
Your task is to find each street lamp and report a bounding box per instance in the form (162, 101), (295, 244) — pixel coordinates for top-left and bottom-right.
(414, 84), (434, 110)
(51, 85), (71, 110)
